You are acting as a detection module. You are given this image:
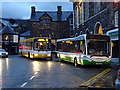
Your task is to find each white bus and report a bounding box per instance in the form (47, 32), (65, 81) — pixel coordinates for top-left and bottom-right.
(56, 34), (112, 66)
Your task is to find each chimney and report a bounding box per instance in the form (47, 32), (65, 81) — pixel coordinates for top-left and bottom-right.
(57, 6), (62, 14)
(31, 6), (36, 15)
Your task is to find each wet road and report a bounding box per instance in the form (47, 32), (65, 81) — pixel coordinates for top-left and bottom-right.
(1, 55), (108, 88)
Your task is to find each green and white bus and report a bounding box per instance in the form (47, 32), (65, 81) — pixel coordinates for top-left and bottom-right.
(56, 34), (112, 66)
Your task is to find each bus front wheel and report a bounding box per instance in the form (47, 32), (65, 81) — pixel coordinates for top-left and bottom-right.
(74, 58), (78, 67)
(21, 51), (22, 55)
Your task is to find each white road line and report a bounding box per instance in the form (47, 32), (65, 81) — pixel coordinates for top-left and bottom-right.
(21, 82), (27, 87)
(29, 76), (35, 80)
(21, 71), (39, 87)
(35, 72), (38, 75)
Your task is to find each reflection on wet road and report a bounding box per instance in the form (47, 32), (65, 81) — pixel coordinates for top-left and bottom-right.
(1, 55), (108, 88)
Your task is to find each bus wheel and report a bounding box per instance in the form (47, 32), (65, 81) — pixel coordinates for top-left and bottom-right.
(59, 55), (61, 62)
(21, 51), (22, 55)
(74, 58), (78, 67)
(28, 52), (30, 58)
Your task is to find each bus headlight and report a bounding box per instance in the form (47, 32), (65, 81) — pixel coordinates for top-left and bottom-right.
(6, 52), (8, 55)
(34, 53), (38, 56)
(47, 54), (51, 56)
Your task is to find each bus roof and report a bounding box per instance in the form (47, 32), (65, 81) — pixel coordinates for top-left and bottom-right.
(57, 34), (110, 42)
(20, 37), (51, 42)
(57, 34), (86, 42)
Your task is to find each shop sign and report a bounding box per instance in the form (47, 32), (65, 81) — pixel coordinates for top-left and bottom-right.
(106, 28), (118, 41)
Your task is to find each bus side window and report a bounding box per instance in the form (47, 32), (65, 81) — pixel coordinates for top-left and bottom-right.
(80, 41), (85, 54)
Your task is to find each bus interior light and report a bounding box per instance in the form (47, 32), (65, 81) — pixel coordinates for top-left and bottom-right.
(38, 39), (45, 41)
(66, 41), (69, 43)
(39, 43), (43, 45)
(46, 39), (48, 42)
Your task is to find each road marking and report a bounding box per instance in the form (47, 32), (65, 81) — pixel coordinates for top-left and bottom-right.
(29, 76), (35, 80)
(35, 72), (38, 75)
(80, 68), (111, 87)
(21, 82), (28, 87)
(21, 69), (40, 87)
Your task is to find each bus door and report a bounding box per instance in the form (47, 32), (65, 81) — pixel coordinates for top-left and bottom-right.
(79, 40), (86, 64)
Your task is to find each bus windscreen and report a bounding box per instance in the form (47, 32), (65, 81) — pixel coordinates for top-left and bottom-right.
(87, 40), (110, 57)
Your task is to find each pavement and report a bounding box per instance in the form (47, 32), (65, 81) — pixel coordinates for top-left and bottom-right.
(88, 58), (119, 89)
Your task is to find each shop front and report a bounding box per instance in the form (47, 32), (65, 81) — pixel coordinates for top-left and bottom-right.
(106, 28), (118, 58)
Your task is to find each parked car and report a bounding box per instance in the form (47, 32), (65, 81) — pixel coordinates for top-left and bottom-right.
(115, 69), (120, 90)
(0, 49), (8, 58)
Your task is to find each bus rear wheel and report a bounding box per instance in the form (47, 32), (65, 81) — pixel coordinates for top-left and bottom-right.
(59, 55), (61, 62)
(74, 58), (78, 67)
(28, 52), (30, 58)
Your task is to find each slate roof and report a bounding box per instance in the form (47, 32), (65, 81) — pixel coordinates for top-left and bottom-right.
(30, 11), (73, 21)
(0, 25), (18, 34)
(20, 30), (30, 37)
(0, 19), (10, 26)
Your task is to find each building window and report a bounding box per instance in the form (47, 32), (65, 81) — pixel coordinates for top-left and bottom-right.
(89, 2), (94, 17)
(76, 6), (79, 28)
(13, 35), (18, 43)
(5, 35), (9, 41)
(86, 29), (90, 35)
(94, 2), (100, 14)
(115, 11), (118, 27)
(84, 2), (89, 21)
(74, 6), (77, 28)
(80, 31), (83, 35)
(79, 2), (82, 23)
(42, 19), (50, 26)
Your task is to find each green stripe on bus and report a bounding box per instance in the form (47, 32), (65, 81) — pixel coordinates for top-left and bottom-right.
(81, 59), (111, 65)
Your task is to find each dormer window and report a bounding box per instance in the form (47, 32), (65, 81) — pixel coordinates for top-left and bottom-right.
(42, 19), (50, 26)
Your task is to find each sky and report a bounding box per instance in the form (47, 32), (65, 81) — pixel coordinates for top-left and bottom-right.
(1, 2), (73, 19)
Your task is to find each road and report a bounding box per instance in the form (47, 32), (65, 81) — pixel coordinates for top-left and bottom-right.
(1, 55), (109, 88)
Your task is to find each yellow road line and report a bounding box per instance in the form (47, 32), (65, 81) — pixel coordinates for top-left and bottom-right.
(80, 68), (111, 87)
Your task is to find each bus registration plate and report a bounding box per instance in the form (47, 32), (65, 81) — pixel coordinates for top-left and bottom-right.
(96, 63), (102, 65)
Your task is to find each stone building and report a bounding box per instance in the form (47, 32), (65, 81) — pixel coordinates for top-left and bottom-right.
(30, 6), (73, 39)
(0, 21), (5, 30)
(71, 1), (118, 57)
